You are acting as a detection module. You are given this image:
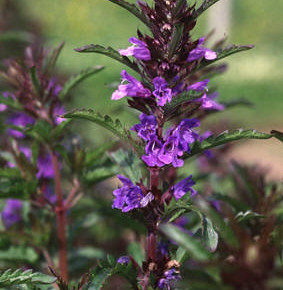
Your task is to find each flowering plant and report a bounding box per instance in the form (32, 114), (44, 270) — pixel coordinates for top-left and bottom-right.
(0, 0), (283, 289)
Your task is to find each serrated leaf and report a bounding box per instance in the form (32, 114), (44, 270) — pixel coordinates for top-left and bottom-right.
(0, 268), (56, 287)
(83, 167), (115, 186)
(59, 66), (104, 99)
(194, 44), (254, 73)
(110, 149), (144, 183)
(108, 0), (150, 28)
(271, 130), (283, 142)
(63, 109), (143, 154)
(160, 223), (212, 261)
(184, 129), (272, 161)
(84, 267), (113, 290)
(74, 44), (139, 73)
(193, 0), (222, 19)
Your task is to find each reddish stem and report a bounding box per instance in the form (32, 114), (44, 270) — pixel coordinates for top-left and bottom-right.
(50, 150), (68, 283)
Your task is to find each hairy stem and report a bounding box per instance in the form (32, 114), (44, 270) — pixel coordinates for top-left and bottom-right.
(50, 150), (68, 283)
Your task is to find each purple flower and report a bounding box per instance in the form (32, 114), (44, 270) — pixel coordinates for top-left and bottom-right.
(6, 112), (34, 138)
(47, 78), (62, 97)
(199, 92), (225, 111)
(171, 175), (197, 200)
(53, 104), (66, 124)
(131, 113), (157, 141)
(111, 70), (151, 100)
(187, 79), (210, 92)
(158, 136), (184, 168)
(117, 256), (130, 264)
(43, 185), (57, 204)
(172, 118), (200, 152)
(112, 175), (154, 212)
(187, 37), (217, 62)
(1, 199), (22, 228)
(142, 136), (166, 167)
(152, 77), (172, 106)
(119, 37), (151, 61)
(37, 154), (55, 179)
(158, 268), (181, 289)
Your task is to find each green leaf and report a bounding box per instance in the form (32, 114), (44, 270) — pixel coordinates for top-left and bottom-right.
(160, 223), (212, 261)
(83, 167), (115, 186)
(29, 66), (41, 94)
(193, 0), (222, 19)
(168, 23), (183, 59)
(175, 246), (189, 263)
(184, 129), (272, 161)
(0, 179), (37, 199)
(59, 66), (104, 99)
(235, 210), (265, 223)
(51, 120), (72, 140)
(212, 193), (249, 212)
(44, 42), (64, 76)
(127, 242), (144, 267)
(0, 268), (56, 287)
(0, 31), (33, 43)
(202, 217), (218, 252)
(74, 45), (139, 73)
(194, 44), (254, 72)
(63, 109), (143, 154)
(0, 168), (21, 178)
(84, 267), (113, 290)
(271, 130), (283, 142)
(0, 246), (38, 263)
(110, 149), (144, 183)
(0, 94), (22, 110)
(25, 120), (53, 144)
(108, 0), (150, 28)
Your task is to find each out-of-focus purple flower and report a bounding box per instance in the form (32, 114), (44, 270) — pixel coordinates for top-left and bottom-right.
(172, 118), (200, 153)
(187, 79), (209, 92)
(117, 256), (130, 264)
(199, 92), (225, 111)
(53, 104), (66, 124)
(119, 37), (151, 61)
(6, 112), (34, 138)
(131, 113), (157, 141)
(171, 175), (197, 200)
(187, 37), (217, 62)
(152, 77), (172, 106)
(1, 199), (22, 228)
(37, 154), (55, 179)
(112, 175), (154, 212)
(112, 70), (151, 100)
(158, 268), (181, 289)
(47, 78), (62, 97)
(158, 241), (169, 256)
(43, 186), (57, 204)
(142, 136), (166, 167)
(7, 146), (32, 168)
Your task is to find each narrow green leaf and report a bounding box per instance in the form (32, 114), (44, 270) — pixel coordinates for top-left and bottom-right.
(44, 42), (64, 76)
(127, 242), (145, 267)
(168, 23), (183, 59)
(25, 120), (53, 144)
(29, 66), (41, 94)
(63, 109), (143, 154)
(83, 167), (115, 186)
(59, 66), (104, 99)
(0, 246), (38, 263)
(184, 129), (272, 161)
(0, 179), (37, 199)
(160, 223), (212, 261)
(51, 119), (72, 140)
(74, 44), (139, 73)
(271, 130), (283, 142)
(175, 246), (189, 263)
(108, 0), (151, 28)
(0, 31), (33, 43)
(194, 44), (254, 73)
(0, 94), (22, 110)
(193, 0), (222, 19)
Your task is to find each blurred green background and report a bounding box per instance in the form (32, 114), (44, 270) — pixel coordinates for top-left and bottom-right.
(5, 0), (283, 144)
